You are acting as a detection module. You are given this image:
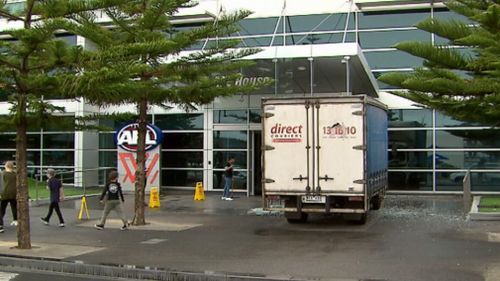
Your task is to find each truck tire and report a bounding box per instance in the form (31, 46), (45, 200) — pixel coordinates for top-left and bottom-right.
(371, 196), (383, 210)
(285, 212), (308, 223)
(356, 213), (368, 224)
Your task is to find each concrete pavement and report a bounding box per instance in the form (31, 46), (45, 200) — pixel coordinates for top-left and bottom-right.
(0, 192), (500, 281)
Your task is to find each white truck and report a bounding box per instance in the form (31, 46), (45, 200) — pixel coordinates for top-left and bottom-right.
(262, 95), (388, 224)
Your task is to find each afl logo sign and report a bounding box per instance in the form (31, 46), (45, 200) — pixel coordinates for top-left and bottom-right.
(115, 123), (163, 152)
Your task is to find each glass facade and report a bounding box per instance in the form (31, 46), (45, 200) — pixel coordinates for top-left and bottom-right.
(0, 115), (76, 182)
(389, 110), (500, 192)
(1, 2), (498, 194)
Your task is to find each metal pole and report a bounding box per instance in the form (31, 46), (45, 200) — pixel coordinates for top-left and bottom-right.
(342, 56), (351, 95)
(463, 170), (472, 218)
(309, 57), (314, 96)
(39, 95), (44, 203)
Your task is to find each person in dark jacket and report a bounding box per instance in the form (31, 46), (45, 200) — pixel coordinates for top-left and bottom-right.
(222, 156), (235, 201)
(94, 170), (128, 230)
(40, 169), (65, 227)
(0, 161), (17, 233)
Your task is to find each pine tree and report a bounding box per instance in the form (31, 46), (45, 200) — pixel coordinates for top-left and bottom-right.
(378, 0), (500, 125)
(61, 0), (264, 225)
(0, 0), (123, 249)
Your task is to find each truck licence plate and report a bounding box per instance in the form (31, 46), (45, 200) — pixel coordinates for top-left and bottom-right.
(301, 195), (326, 203)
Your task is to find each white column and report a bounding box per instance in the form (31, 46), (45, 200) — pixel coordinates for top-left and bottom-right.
(73, 36), (100, 188)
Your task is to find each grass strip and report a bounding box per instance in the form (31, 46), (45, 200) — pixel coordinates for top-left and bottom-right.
(478, 196), (500, 213)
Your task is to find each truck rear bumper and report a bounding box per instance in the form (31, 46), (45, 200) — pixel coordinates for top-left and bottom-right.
(266, 207), (366, 214)
(264, 194), (368, 214)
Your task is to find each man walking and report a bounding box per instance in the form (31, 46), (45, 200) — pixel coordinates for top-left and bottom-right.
(41, 168), (65, 227)
(0, 161), (17, 233)
(222, 156), (235, 201)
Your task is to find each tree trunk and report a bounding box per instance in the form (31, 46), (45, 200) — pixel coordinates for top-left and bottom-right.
(16, 103), (31, 249)
(132, 98), (148, 225)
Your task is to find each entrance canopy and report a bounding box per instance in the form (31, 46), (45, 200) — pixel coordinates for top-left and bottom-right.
(242, 43), (379, 97)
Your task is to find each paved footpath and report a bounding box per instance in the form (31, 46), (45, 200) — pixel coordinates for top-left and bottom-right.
(1, 192), (500, 281)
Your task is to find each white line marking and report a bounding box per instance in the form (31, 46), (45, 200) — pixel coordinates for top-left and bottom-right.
(0, 272), (18, 280)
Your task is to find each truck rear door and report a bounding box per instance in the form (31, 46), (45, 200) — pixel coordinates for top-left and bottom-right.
(316, 101), (365, 193)
(263, 101), (311, 193)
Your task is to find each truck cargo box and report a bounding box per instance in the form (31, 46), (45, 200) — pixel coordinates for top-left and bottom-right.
(262, 95), (388, 223)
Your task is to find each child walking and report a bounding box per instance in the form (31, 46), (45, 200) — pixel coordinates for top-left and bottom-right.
(40, 168), (65, 227)
(95, 170), (128, 230)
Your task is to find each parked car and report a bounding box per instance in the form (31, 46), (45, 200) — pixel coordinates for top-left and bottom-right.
(449, 163), (500, 183)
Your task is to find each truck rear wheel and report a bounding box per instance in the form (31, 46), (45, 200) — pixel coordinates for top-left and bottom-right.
(348, 213), (367, 224)
(285, 212), (308, 223)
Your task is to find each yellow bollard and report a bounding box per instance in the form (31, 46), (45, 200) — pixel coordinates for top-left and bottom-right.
(194, 182), (205, 201)
(78, 196), (90, 220)
(148, 187), (161, 208)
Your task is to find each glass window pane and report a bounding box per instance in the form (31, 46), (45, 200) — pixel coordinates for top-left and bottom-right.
(213, 170), (225, 190)
(214, 131), (247, 149)
(214, 110), (248, 124)
(0, 134), (41, 149)
(389, 109), (433, 128)
(436, 172), (500, 192)
(55, 168), (75, 184)
(276, 58), (311, 95)
(163, 133), (203, 149)
(436, 171), (461, 191)
(154, 114), (203, 130)
(313, 57), (344, 93)
(364, 50), (425, 69)
(239, 36), (273, 47)
(435, 151), (500, 170)
(0, 152), (41, 175)
(162, 170), (203, 187)
(26, 151), (41, 166)
(388, 171), (433, 191)
(238, 59), (275, 95)
(436, 129), (500, 149)
(99, 151), (117, 167)
(43, 151), (74, 166)
(249, 109), (262, 123)
(389, 151), (433, 169)
(162, 151), (203, 168)
(43, 134), (74, 149)
(213, 151), (247, 169)
(359, 30), (430, 49)
(359, 10), (431, 29)
(389, 130), (433, 149)
(28, 134), (41, 149)
(0, 134), (16, 149)
(471, 172), (500, 192)
(0, 151), (16, 164)
(286, 13), (355, 32)
(433, 9), (471, 23)
(99, 133), (116, 149)
(238, 18), (280, 35)
(435, 111), (482, 127)
(99, 115), (152, 130)
(289, 33), (351, 45)
(213, 171), (247, 190)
